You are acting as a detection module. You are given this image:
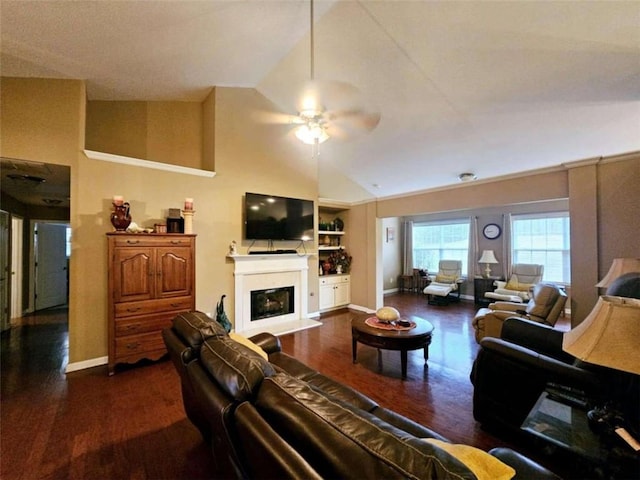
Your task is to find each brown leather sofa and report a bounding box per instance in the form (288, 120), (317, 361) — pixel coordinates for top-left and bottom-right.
(163, 311), (562, 480)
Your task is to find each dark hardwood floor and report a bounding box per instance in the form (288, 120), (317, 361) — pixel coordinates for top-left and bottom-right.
(1, 295), (577, 479)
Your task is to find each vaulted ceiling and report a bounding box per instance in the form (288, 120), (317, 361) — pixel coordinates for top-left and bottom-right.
(2, 0), (639, 203)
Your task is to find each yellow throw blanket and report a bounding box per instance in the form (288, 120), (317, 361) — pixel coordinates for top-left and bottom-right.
(425, 438), (515, 480)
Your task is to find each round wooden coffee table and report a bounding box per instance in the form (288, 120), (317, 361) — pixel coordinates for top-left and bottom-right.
(351, 314), (434, 379)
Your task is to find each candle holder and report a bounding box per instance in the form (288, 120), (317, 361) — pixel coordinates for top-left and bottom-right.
(182, 209), (195, 234)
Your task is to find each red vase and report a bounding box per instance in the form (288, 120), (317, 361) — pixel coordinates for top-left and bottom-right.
(111, 203), (132, 231)
(322, 261), (332, 275)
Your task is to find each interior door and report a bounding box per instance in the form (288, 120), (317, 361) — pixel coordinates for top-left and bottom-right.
(11, 216), (23, 319)
(0, 211), (10, 331)
(35, 222), (68, 311)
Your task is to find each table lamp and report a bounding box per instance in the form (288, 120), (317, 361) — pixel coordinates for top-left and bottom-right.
(562, 295), (640, 435)
(478, 250), (498, 278)
(596, 258), (640, 288)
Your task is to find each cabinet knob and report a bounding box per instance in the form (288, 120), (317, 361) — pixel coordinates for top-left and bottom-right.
(126, 239), (140, 244)
(171, 240), (182, 244)
(125, 324), (140, 331)
(126, 342), (140, 350)
(126, 307), (141, 313)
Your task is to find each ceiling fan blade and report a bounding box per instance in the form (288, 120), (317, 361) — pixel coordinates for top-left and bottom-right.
(251, 110), (304, 125)
(296, 80), (363, 113)
(326, 109), (381, 131)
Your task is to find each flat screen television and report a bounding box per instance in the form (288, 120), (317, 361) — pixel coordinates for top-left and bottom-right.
(244, 192), (314, 241)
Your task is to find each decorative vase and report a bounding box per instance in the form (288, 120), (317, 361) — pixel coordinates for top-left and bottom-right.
(110, 203), (131, 231)
(336, 265), (343, 274)
(322, 261), (332, 275)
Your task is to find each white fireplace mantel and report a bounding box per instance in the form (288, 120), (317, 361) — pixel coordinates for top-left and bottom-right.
(228, 254), (321, 337)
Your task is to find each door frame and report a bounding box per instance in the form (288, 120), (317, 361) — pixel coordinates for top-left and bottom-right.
(10, 215), (24, 320)
(28, 220), (70, 314)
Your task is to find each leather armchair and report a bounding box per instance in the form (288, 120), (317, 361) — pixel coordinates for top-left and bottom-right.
(472, 282), (567, 343)
(423, 260), (463, 305)
(470, 317), (604, 429)
(485, 263), (544, 303)
(471, 273), (640, 431)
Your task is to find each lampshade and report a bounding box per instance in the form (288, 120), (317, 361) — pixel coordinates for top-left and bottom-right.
(295, 123), (329, 145)
(562, 296), (640, 375)
(596, 258), (640, 288)
(478, 250), (498, 264)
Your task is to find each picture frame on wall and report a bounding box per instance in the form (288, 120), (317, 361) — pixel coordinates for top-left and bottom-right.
(386, 227), (395, 242)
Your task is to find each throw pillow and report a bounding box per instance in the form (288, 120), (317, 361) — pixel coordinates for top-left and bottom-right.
(229, 332), (269, 360)
(424, 439), (515, 480)
(435, 274), (458, 283)
(505, 278), (534, 292)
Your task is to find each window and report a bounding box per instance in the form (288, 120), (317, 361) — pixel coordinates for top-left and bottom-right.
(66, 227), (72, 258)
(511, 212), (570, 284)
(412, 220), (470, 275)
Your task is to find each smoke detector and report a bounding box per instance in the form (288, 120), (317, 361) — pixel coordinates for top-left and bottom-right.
(458, 172), (477, 182)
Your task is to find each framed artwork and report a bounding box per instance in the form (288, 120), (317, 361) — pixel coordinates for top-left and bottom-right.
(386, 227), (395, 242)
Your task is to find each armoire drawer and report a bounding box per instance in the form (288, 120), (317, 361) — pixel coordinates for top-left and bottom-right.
(114, 311), (180, 337)
(115, 331), (166, 358)
(115, 297), (193, 318)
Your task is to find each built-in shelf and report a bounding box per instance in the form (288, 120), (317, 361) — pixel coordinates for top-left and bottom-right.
(318, 246), (344, 251)
(318, 230), (345, 236)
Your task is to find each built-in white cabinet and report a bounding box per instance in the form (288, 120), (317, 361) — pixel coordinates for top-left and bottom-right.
(319, 274), (350, 311)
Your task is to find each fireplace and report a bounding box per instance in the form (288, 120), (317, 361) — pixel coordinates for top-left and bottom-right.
(251, 286), (295, 321)
(228, 254), (321, 336)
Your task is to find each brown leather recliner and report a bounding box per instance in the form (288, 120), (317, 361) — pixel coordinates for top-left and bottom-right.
(470, 317), (604, 430)
(472, 282), (567, 343)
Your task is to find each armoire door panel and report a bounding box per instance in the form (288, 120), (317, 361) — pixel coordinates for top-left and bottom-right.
(113, 248), (154, 302)
(157, 247), (193, 298)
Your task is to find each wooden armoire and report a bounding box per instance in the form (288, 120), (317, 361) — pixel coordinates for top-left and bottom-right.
(107, 233), (195, 375)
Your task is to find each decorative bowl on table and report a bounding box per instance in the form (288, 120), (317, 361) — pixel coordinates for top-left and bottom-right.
(376, 306), (400, 324)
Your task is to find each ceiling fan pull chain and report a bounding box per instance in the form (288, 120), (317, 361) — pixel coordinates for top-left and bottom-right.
(310, 0), (315, 81)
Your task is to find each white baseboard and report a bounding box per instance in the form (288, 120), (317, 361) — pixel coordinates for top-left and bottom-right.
(65, 356), (108, 373)
(348, 303), (375, 314)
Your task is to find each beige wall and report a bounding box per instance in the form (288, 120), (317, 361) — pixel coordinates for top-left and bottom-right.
(86, 100), (204, 170)
(382, 217), (402, 291)
(567, 163), (599, 324)
(2, 78), (318, 367)
(1, 77), (85, 165)
(349, 202), (383, 310)
(377, 170), (568, 218)
(597, 157), (640, 271)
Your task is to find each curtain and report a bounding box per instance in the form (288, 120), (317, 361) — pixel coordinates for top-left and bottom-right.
(402, 220), (414, 276)
(502, 213), (512, 279)
(468, 216), (479, 278)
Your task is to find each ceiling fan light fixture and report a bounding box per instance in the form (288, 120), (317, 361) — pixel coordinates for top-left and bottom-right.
(295, 123), (329, 145)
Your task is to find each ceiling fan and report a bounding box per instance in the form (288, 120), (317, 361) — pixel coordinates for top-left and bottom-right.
(259, 0), (380, 149)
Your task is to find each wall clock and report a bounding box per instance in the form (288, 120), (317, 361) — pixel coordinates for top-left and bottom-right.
(482, 223), (501, 240)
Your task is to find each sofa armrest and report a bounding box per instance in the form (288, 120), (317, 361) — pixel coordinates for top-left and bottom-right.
(501, 317), (571, 361)
(490, 301), (524, 312)
(479, 338), (603, 393)
(249, 332), (282, 354)
(489, 448), (562, 480)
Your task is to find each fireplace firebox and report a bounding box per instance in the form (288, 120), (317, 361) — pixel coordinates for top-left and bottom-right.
(250, 286), (295, 321)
